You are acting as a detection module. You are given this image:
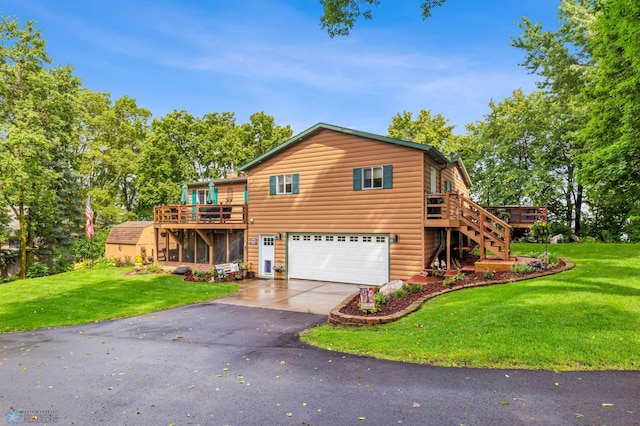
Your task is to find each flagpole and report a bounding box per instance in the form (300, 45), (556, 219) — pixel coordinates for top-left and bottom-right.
(85, 194), (95, 268)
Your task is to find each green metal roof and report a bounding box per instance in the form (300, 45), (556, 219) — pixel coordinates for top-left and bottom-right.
(239, 122), (451, 171)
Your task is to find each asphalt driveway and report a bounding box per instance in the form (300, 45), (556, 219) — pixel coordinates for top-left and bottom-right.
(1, 301), (638, 425)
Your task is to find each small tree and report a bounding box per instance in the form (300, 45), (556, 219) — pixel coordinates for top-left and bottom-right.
(530, 220), (551, 243)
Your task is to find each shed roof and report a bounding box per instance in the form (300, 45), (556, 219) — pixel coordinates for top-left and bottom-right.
(105, 221), (154, 245)
(239, 122), (451, 171)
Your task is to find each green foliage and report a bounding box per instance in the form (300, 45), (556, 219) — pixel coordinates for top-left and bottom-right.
(579, 1), (640, 239)
(191, 269), (213, 283)
(442, 277), (455, 287)
(394, 289), (407, 299)
(146, 262), (163, 274)
(530, 220), (551, 243)
(407, 283), (423, 293)
(26, 262), (49, 278)
(387, 109), (457, 153)
(483, 270), (494, 280)
(71, 228), (109, 262)
(319, 0), (446, 37)
(511, 263), (533, 274)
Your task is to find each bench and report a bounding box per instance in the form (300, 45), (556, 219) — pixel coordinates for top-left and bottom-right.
(214, 262), (241, 279)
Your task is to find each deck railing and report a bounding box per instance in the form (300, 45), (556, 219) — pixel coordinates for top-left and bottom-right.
(485, 205), (547, 226)
(426, 193), (511, 261)
(154, 204), (248, 225)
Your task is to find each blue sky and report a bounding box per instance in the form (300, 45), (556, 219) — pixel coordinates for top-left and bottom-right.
(2, 0), (559, 135)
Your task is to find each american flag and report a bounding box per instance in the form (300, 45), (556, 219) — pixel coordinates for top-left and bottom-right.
(85, 195), (94, 238)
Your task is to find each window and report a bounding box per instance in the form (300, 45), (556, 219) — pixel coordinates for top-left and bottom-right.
(337, 236), (346, 242)
(314, 235), (322, 241)
(270, 173), (299, 195)
(376, 236), (386, 243)
(350, 236), (359, 242)
(353, 165), (392, 190)
(430, 166), (437, 194)
(444, 180), (453, 193)
(362, 236), (372, 242)
(303, 235), (311, 241)
(292, 235), (300, 241)
(325, 236), (334, 242)
(363, 166), (383, 189)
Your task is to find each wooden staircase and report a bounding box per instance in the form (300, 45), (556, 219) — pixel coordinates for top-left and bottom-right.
(426, 193), (513, 261)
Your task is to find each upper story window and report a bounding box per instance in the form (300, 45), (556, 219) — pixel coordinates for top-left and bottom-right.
(353, 165), (392, 191)
(269, 173), (299, 195)
(195, 189), (207, 204)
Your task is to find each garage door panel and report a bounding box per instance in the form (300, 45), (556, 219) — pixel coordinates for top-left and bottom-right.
(288, 233), (388, 285)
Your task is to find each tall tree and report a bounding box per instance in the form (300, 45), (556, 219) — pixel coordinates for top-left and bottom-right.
(0, 18), (82, 278)
(579, 0), (640, 240)
(508, 0), (595, 233)
(461, 90), (553, 207)
(387, 109), (456, 153)
(78, 91), (151, 225)
(320, 0), (446, 37)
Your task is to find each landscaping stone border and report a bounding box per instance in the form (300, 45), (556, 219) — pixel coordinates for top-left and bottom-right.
(328, 258), (575, 326)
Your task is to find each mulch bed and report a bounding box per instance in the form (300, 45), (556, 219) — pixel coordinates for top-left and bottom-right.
(339, 256), (567, 318)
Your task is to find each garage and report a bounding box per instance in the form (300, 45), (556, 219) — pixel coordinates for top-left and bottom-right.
(287, 233), (389, 285)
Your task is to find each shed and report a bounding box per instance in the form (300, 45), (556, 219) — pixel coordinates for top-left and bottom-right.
(105, 221), (155, 262)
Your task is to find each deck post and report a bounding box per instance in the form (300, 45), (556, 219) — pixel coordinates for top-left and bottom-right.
(479, 211), (486, 260)
(446, 228), (451, 270)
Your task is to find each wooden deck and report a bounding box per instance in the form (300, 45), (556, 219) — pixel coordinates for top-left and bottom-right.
(154, 204), (248, 226)
(485, 205), (547, 228)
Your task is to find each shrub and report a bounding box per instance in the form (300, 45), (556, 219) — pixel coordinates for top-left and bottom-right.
(407, 283), (423, 293)
(511, 263), (533, 274)
(483, 269), (494, 280)
(192, 269), (213, 282)
(52, 259), (73, 274)
(26, 262), (49, 278)
(442, 277), (455, 287)
(116, 256), (134, 267)
(1, 275), (18, 284)
(394, 289), (407, 299)
(146, 262), (163, 274)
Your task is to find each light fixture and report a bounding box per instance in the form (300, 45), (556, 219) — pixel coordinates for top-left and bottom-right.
(249, 218), (254, 223)
(391, 234), (399, 243)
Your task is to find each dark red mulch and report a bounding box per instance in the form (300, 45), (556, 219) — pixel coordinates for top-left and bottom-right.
(340, 259), (566, 318)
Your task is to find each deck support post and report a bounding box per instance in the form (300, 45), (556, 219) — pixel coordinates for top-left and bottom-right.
(446, 227), (451, 270)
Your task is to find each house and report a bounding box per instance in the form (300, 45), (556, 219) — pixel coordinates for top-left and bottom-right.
(105, 221), (156, 262)
(153, 123), (545, 285)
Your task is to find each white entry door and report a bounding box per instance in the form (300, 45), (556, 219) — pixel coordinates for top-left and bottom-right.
(288, 233), (389, 285)
(259, 235), (275, 278)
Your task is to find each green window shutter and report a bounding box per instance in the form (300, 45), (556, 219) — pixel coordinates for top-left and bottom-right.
(244, 185), (248, 203)
(191, 189), (197, 204)
(269, 176), (277, 195)
(213, 188), (219, 204)
(382, 165), (393, 189)
(353, 168), (362, 191)
(292, 174), (299, 194)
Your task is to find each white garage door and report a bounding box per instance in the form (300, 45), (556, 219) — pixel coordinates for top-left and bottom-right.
(288, 233), (389, 285)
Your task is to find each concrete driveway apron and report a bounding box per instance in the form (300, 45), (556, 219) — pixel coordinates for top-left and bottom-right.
(215, 278), (357, 315)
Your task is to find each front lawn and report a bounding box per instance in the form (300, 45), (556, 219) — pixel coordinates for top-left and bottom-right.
(0, 267), (238, 333)
(301, 243), (640, 371)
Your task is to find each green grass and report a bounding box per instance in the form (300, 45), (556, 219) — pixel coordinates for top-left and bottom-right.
(301, 243), (640, 371)
(0, 267), (238, 333)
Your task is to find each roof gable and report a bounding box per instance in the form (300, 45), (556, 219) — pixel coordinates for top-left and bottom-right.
(239, 122), (450, 171)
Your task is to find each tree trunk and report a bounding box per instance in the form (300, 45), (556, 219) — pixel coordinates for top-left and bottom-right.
(574, 184), (583, 235)
(18, 203), (27, 279)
